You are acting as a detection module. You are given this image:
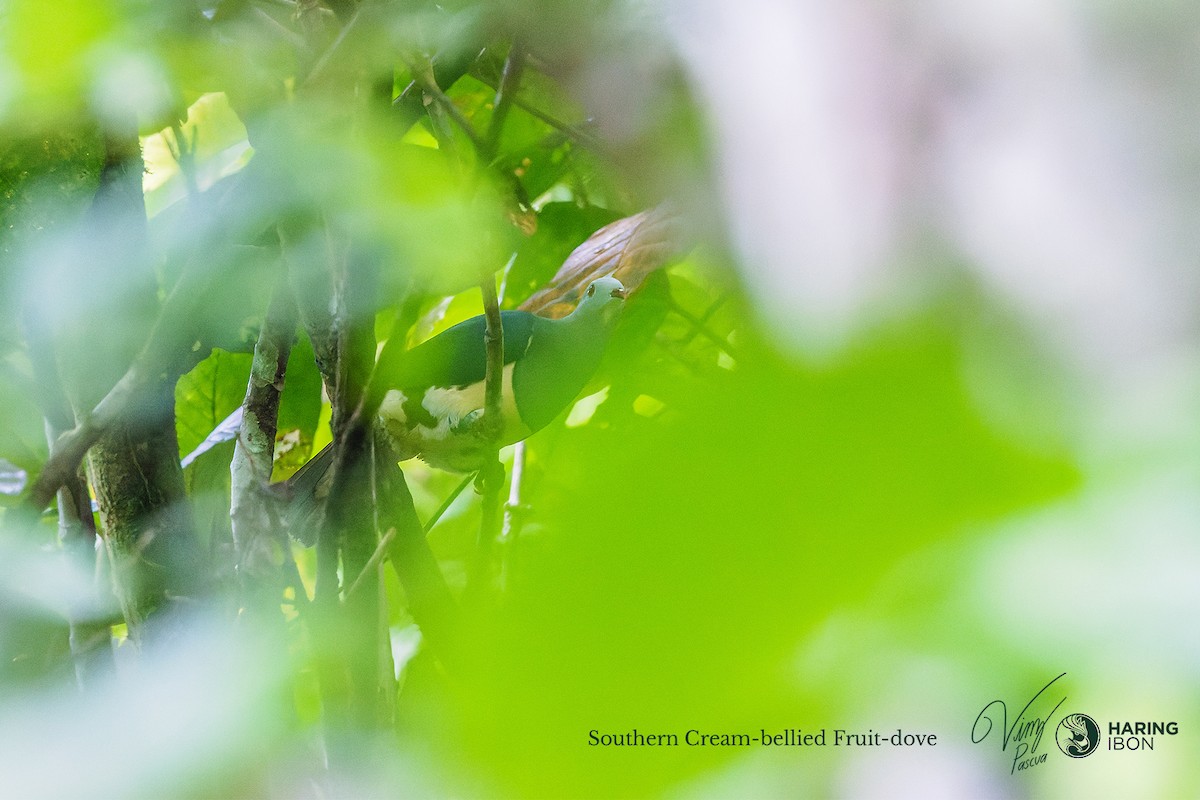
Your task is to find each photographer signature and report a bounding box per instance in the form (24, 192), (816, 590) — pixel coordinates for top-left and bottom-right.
(972, 672), (1067, 774)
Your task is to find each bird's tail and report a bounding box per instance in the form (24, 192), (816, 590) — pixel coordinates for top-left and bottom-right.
(283, 443), (335, 546)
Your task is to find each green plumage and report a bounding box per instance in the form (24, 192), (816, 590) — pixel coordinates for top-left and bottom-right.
(285, 276), (627, 541)
(375, 275), (626, 466)
(383, 311), (537, 403)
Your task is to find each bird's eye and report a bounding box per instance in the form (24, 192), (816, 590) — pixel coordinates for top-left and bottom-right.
(587, 284), (596, 297)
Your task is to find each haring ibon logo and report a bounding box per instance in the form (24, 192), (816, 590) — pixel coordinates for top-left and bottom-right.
(1056, 713), (1100, 758)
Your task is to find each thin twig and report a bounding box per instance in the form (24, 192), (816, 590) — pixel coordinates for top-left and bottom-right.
(492, 93), (601, 151)
(516, 101), (601, 150)
(391, 33), (488, 132)
(667, 299), (740, 361)
(468, 67), (600, 150)
(484, 42), (526, 161)
(342, 527), (397, 602)
(301, 5), (364, 87)
(499, 440), (527, 592)
(424, 473), (475, 534)
(406, 59), (486, 154)
(502, 442), (525, 540)
(167, 121), (199, 197)
(676, 293), (730, 347)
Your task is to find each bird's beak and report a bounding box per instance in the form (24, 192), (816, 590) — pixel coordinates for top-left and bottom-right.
(611, 287), (627, 300)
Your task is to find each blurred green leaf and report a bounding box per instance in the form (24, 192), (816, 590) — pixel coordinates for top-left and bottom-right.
(272, 329), (323, 478)
(276, 328), (322, 440)
(454, 310), (1079, 796)
(4, 4), (1177, 799)
(0, 358), (49, 477)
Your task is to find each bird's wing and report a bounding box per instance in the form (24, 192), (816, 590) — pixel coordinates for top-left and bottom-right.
(386, 310), (538, 392)
(519, 205), (683, 318)
(512, 316), (610, 432)
(283, 442), (334, 545)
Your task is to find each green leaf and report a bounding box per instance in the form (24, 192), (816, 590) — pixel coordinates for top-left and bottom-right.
(276, 330), (321, 437)
(175, 348), (253, 462)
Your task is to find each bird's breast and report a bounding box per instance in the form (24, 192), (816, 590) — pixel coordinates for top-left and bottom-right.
(377, 363), (532, 471)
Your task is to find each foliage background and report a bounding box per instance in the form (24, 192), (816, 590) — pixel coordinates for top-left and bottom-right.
(1, 1), (1198, 798)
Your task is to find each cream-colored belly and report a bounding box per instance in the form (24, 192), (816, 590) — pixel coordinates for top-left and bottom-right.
(377, 363), (533, 471)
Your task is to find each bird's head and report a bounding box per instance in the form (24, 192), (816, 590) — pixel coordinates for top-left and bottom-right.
(571, 275), (627, 326)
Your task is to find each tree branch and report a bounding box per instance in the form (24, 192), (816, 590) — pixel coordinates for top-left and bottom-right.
(373, 435), (462, 668)
(469, 68), (601, 151)
(279, 220), (339, 393)
(230, 272), (297, 620)
(26, 178), (261, 512)
(479, 275), (505, 436)
(301, 4), (365, 88)
(25, 321), (114, 688)
(310, 242), (387, 735)
(27, 275), (215, 511)
(470, 274), (506, 595)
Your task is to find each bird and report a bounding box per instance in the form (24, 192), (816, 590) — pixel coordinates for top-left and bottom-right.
(285, 275), (627, 528)
(375, 273), (627, 471)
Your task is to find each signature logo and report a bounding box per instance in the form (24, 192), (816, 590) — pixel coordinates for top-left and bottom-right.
(1056, 713), (1100, 758)
(972, 672), (1067, 774)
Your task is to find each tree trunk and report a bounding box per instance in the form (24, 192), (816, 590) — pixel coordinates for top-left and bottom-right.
(65, 118), (204, 640)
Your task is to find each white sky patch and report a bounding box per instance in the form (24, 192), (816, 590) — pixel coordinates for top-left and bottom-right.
(390, 623), (423, 682)
(972, 472), (1200, 675)
(89, 50), (173, 129)
(661, 0), (903, 350)
(565, 386), (610, 428)
(141, 92), (254, 217)
(657, 0), (1199, 379)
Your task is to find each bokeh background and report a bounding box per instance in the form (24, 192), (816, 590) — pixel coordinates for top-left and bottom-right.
(1, 1), (1198, 797)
